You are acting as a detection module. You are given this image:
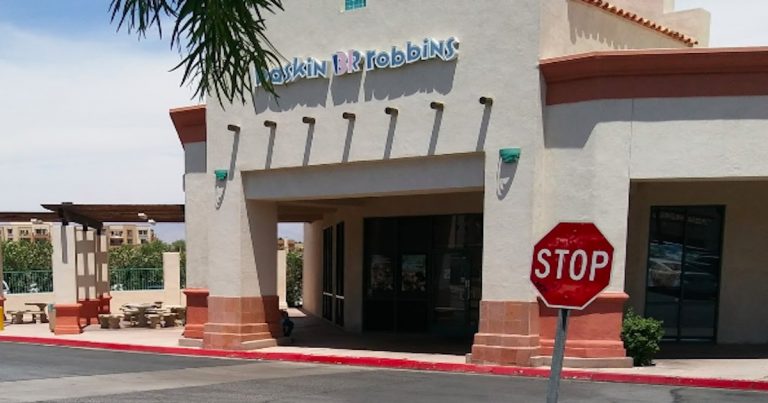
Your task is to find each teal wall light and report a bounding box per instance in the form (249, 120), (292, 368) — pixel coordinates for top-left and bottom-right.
(214, 169), (229, 181)
(499, 147), (521, 163)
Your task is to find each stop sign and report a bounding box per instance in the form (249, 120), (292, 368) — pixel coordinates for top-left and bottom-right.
(531, 222), (614, 310)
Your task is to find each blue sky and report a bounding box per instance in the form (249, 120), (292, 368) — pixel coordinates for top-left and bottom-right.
(0, 1), (766, 242)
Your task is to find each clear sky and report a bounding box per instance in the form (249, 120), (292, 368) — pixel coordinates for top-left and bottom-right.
(0, 1), (766, 241)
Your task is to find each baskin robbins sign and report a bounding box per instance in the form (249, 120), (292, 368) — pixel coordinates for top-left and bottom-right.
(256, 37), (459, 87)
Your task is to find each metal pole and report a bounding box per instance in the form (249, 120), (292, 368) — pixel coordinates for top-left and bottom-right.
(546, 308), (570, 403)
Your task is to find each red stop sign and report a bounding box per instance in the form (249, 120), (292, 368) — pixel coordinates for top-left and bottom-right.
(531, 222), (614, 310)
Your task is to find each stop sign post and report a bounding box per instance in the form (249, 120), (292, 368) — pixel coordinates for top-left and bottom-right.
(530, 222), (614, 403)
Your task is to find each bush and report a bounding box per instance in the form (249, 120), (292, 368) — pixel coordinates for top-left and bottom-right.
(286, 250), (303, 307)
(621, 309), (664, 366)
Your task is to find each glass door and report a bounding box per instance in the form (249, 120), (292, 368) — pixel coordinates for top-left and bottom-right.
(644, 206), (724, 341)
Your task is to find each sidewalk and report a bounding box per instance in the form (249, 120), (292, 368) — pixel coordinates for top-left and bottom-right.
(2, 310), (768, 392)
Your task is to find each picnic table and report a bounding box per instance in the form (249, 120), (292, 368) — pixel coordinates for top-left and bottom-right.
(123, 303), (155, 327)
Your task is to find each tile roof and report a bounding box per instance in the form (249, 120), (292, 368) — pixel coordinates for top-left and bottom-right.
(577, 0), (698, 47)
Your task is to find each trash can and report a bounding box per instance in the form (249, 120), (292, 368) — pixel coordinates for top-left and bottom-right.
(48, 304), (55, 333)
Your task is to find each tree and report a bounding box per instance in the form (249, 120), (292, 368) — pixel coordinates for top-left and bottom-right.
(1, 240), (53, 271)
(286, 250), (303, 307)
(109, 0), (284, 104)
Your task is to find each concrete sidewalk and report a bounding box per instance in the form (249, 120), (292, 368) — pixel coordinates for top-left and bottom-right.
(2, 309), (768, 386)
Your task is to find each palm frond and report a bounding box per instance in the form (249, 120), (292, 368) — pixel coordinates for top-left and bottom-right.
(110, 0), (284, 106)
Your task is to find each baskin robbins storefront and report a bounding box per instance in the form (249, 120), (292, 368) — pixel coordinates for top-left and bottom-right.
(260, 37), (459, 86)
(170, 0), (768, 368)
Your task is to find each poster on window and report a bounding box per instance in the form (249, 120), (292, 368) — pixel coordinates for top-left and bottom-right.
(370, 254), (393, 292)
(401, 254), (427, 292)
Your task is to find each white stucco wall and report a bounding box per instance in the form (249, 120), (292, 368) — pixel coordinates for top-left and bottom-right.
(625, 181), (768, 344)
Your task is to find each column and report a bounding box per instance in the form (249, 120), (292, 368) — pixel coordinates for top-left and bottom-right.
(277, 249), (288, 310)
(52, 224), (81, 335)
(202, 176), (281, 350)
(162, 252), (182, 305)
(181, 172), (211, 342)
(95, 232), (111, 316)
(75, 228), (99, 326)
(469, 150), (542, 366)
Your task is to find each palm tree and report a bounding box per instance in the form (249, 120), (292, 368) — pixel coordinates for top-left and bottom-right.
(110, 0), (284, 104)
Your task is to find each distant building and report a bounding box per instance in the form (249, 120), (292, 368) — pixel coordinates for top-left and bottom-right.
(277, 238), (304, 252)
(0, 222), (155, 248)
(106, 224), (156, 248)
(0, 222), (51, 242)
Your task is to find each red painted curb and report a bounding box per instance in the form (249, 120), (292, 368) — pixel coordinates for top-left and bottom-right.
(1, 334), (767, 392)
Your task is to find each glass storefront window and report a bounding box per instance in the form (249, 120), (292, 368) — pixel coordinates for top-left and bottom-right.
(645, 206), (724, 342)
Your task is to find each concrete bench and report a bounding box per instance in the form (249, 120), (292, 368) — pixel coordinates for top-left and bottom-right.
(30, 312), (48, 324)
(108, 315), (123, 329)
(98, 314), (110, 329)
(9, 310), (28, 324)
(146, 314), (161, 329)
(161, 312), (177, 328)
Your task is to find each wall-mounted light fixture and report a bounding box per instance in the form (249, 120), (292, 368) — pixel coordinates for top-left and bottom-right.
(214, 169), (229, 181)
(263, 120), (277, 128)
(384, 107), (399, 115)
(479, 96), (493, 106)
(227, 124), (241, 132)
(302, 116), (316, 124)
(342, 112), (356, 120)
(499, 147), (521, 163)
(430, 101), (444, 110)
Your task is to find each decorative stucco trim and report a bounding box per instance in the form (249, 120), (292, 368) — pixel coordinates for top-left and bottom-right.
(540, 47), (768, 105)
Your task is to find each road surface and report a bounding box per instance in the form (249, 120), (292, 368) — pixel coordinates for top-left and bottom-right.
(0, 342), (765, 402)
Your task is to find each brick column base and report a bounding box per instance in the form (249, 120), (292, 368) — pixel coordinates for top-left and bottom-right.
(182, 288), (209, 339)
(469, 301), (541, 366)
(54, 304), (83, 335)
(536, 292), (632, 368)
(203, 295), (282, 350)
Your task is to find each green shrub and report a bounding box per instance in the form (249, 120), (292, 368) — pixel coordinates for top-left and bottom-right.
(286, 250), (303, 307)
(621, 309), (664, 366)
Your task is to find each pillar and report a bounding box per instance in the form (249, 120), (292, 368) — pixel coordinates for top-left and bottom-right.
(202, 175), (281, 350)
(95, 232), (111, 316)
(180, 173), (211, 345)
(162, 252), (182, 305)
(52, 224), (81, 335)
(75, 228), (99, 326)
(469, 149), (541, 366)
(277, 249), (288, 310)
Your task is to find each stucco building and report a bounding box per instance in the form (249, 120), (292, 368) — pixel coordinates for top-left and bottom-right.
(170, 0), (768, 367)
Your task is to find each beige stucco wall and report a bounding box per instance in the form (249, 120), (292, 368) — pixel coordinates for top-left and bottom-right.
(540, 0), (698, 59)
(202, 0), (544, 305)
(625, 180), (768, 344)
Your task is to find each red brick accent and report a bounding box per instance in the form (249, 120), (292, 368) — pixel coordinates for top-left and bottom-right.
(541, 47), (768, 105)
(54, 304), (83, 335)
(470, 301), (541, 366)
(183, 288), (209, 339)
(170, 105), (206, 145)
(203, 295), (281, 350)
(539, 292), (628, 358)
